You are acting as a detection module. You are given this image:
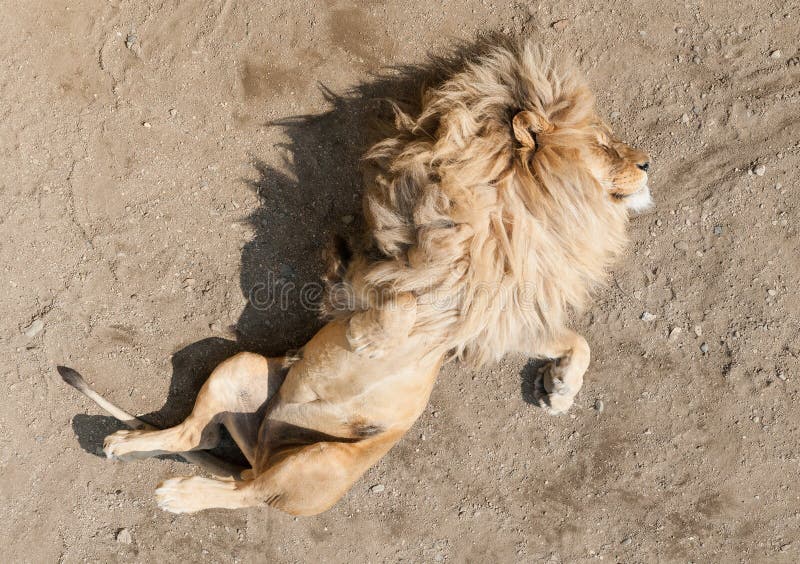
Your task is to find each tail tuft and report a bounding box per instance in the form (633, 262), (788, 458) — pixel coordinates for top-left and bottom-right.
(57, 365), (88, 392)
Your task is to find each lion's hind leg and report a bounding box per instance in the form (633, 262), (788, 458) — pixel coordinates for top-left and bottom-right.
(155, 431), (404, 514)
(155, 476), (253, 513)
(104, 352), (286, 464)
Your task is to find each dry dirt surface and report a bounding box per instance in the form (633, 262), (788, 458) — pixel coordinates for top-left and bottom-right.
(2, 0), (800, 562)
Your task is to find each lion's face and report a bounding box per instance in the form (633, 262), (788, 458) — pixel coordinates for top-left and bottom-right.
(587, 123), (652, 213)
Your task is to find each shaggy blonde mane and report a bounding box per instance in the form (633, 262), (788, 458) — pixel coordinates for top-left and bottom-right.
(325, 38), (631, 368)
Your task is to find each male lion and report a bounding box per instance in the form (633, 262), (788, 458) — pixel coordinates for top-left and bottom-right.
(63, 37), (651, 514)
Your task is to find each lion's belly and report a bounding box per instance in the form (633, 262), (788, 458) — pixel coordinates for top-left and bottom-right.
(254, 319), (443, 464)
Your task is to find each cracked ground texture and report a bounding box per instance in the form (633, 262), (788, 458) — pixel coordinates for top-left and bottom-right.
(1, 1), (800, 562)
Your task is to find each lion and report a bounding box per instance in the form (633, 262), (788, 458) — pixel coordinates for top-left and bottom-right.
(62, 37), (651, 514)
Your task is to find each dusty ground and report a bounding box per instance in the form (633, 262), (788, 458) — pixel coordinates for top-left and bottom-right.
(2, 0), (800, 562)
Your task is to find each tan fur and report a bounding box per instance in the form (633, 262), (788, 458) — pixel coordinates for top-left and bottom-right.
(66, 37), (651, 515)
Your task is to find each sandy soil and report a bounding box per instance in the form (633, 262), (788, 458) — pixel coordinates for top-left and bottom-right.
(2, 0), (800, 562)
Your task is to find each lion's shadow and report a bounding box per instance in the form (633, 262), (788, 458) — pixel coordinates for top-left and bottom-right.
(68, 60), (434, 461)
(67, 36), (545, 463)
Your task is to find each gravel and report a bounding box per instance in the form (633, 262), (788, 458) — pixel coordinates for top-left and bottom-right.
(116, 528), (132, 544)
(23, 318), (44, 338)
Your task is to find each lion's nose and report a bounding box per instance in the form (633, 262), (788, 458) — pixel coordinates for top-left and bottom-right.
(637, 161), (650, 172)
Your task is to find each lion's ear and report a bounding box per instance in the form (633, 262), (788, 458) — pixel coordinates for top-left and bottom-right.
(512, 110), (553, 151)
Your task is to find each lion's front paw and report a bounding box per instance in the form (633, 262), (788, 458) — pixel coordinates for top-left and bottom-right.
(346, 294), (417, 359)
(346, 319), (387, 359)
(533, 361), (576, 415)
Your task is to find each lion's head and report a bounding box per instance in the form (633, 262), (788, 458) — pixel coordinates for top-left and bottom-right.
(511, 106), (652, 215)
(589, 122), (652, 212)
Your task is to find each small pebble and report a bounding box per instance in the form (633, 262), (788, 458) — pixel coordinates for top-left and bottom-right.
(341, 215), (354, 225)
(681, 113), (691, 124)
(594, 399), (604, 413)
(142, 121), (152, 128)
(769, 49), (782, 59)
(125, 34), (137, 49)
(24, 318), (45, 338)
(169, 108), (177, 117)
(674, 241), (689, 251)
(621, 537), (632, 546)
(767, 289), (777, 297)
(694, 325), (703, 337)
(116, 528), (132, 544)
(551, 19), (570, 31)
(753, 164), (766, 176)
(669, 327), (682, 339)
(776, 371), (787, 382)
(780, 543), (792, 552)
(713, 225), (723, 235)
(699, 342), (709, 354)
(641, 311), (657, 322)
(370, 484), (385, 493)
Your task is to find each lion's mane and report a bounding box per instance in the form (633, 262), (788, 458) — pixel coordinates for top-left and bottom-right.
(325, 38), (630, 367)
